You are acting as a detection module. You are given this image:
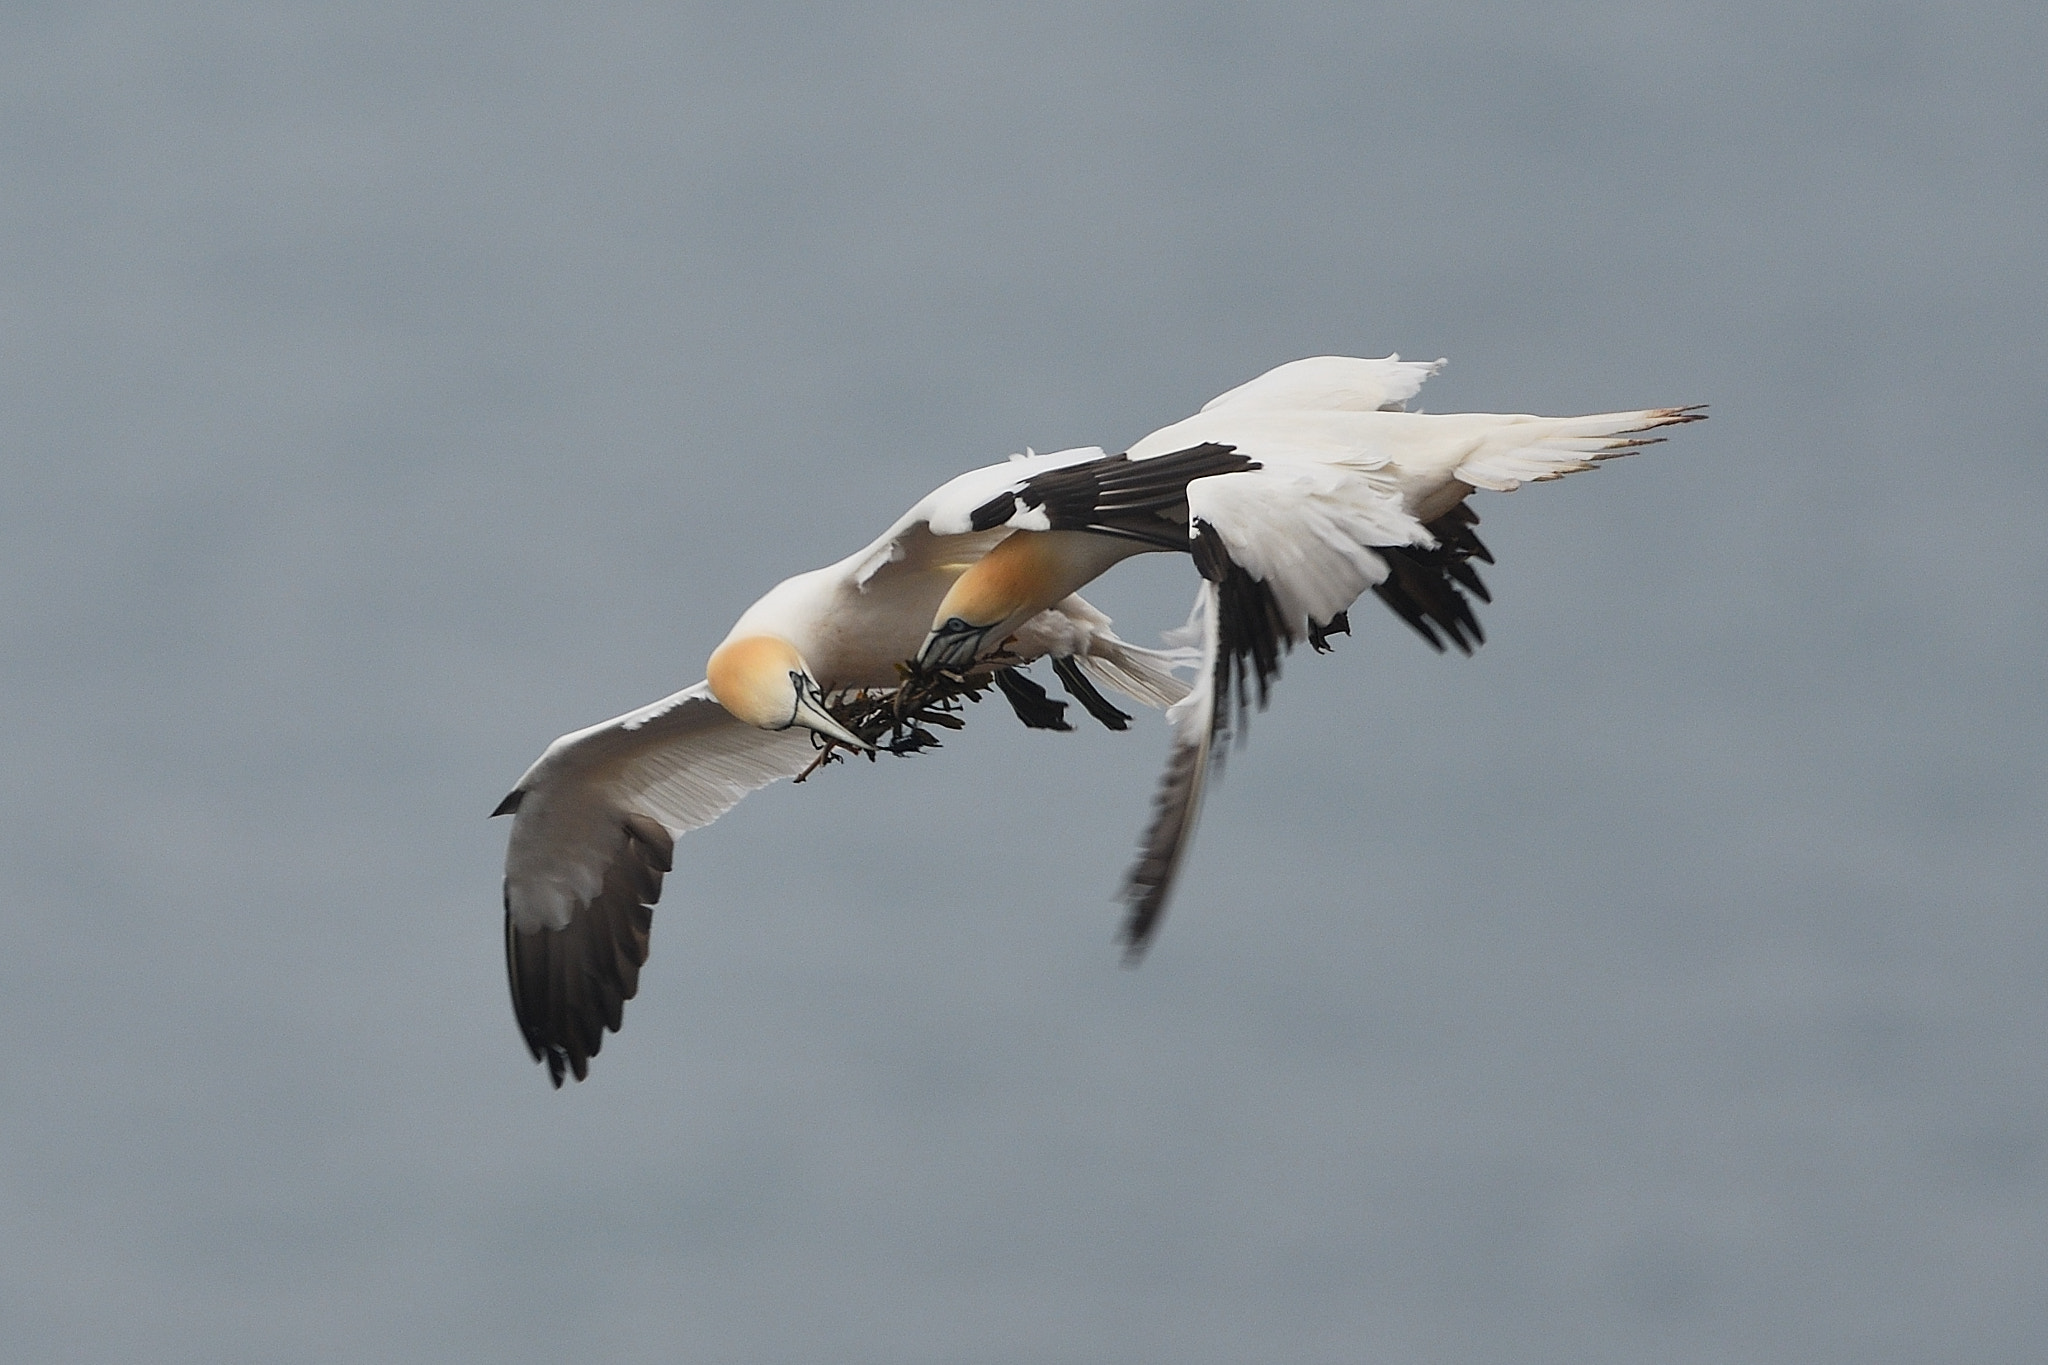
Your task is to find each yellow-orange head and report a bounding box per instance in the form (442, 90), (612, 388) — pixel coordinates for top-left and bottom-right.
(706, 634), (872, 750)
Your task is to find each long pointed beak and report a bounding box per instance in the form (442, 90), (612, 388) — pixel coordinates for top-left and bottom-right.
(915, 616), (998, 672)
(791, 685), (876, 752)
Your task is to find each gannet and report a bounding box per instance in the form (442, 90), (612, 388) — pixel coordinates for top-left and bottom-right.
(494, 449), (1199, 1085)
(901, 355), (1701, 954)
(495, 355), (1701, 1085)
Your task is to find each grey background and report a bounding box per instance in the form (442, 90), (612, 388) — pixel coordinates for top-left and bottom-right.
(4, 3), (2043, 1362)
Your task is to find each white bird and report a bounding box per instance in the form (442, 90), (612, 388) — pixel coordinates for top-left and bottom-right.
(494, 450), (1198, 1085)
(495, 355), (1701, 1084)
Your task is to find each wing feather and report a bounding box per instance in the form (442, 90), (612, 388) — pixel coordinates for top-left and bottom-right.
(1195, 354), (1445, 415)
(498, 685), (816, 1085)
(964, 442), (1260, 549)
(844, 447), (1110, 588)
(1119, 583), (1221, 958)
(1369, 501), (1495, 655)
(1186, 467), (1423, 649)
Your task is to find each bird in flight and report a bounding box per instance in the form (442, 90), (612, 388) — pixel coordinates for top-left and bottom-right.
(494, 355), (1702, 1084)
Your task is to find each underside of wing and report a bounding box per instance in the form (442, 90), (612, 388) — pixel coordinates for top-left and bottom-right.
(498, 685), (818, 1085)
(1370, 500), (1496, 654)
(1117, 461), (1483, 957)
(1120, 582), (1222, 958)
(1183, 467), (1425, 708)
(504, 811), (671, 1086)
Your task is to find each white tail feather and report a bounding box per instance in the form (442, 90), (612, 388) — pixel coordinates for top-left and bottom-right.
(1454, 406), (1705, 492)
(1013, 596), (1194, 709)
(1075, 644), (1193, 711)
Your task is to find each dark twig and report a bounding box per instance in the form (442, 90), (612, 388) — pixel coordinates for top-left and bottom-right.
(794, 654), (1029, 779)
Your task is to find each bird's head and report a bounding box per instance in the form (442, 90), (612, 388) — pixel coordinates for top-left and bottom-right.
(706, 634), (873, 751)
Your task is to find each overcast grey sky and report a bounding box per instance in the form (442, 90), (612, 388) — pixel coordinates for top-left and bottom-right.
(3, 3), (2044, 1362)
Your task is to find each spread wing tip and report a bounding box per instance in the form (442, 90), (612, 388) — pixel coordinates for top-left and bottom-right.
(504, 817), (669, 1088)
(1115, 582), (1223, 962)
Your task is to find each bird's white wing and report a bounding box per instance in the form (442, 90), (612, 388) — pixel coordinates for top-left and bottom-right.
(1137, 369), (1704, 663)
(845, 439), (1284, 597)
(838, 357), (1435, 593)
(496, 683), (818, 1085)
(1187, 465), (1424, 650)
(1195, 353), (1445, 416)
(1114, 385), (1703, 951)
(1112, 468), (1426, 954)
(842, 446), (1111, 589)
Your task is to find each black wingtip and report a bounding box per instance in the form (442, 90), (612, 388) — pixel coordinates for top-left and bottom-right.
(1118, 864), (1181, 963)
(1193, 518), (1292, 728)
(996, 443), (1258, 551)
(1370, 504), (1493, 657)
(504, 818), (666, 1091)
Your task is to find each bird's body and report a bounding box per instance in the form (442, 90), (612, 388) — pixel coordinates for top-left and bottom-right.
(496, 355), (1702, 1084)
(714, 518), (1140, 693)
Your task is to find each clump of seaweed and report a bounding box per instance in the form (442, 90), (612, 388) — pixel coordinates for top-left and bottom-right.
(793, 659), (1010, 782)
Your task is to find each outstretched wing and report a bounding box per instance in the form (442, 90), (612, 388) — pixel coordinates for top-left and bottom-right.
(1193, 353), (1445, 416)
(1186, 465), (1426, 709)
(1369, 501), (1496, 654)
(1119, 583), (1221, 957)
(1115, 379), (1701, 953)
(840, 446), (1112, 590)
(836, 358), (1440, 595)
(496, 683), (817, 1085)
(1116, 458), (1431, 955)
(963, 442), (1261, 550)
(1117, 467), (1430, 955)
(839, 441), (1264, 593)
